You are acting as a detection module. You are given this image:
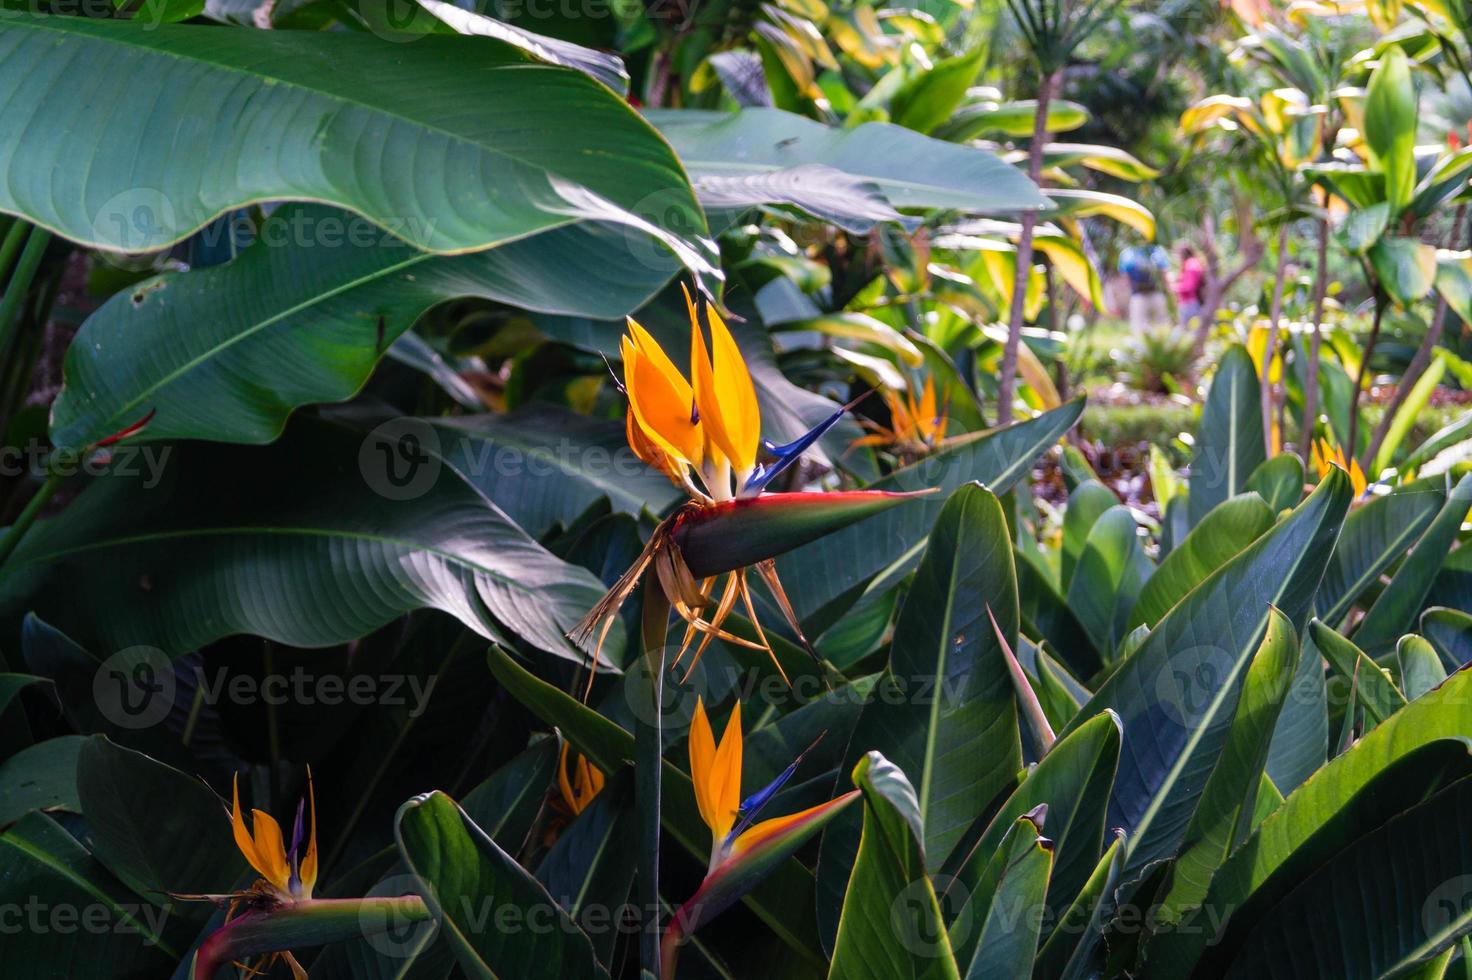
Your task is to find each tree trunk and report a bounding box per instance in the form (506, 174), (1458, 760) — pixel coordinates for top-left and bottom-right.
(1361, 202), (1469, 472)
(1346, 292), (1385, 456)
(997, 68), (1059, 426)
(1300, 217), (1330, 448)
(1259, 221), (1291, 451)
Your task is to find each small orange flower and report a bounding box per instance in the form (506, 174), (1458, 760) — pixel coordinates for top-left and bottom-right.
(1311, 438), (1368, 498)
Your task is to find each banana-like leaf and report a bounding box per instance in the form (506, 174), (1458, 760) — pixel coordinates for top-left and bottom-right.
(0, 735), (82, 827)
(1057, 470), (1350, 883)
(416, 0), (629, 94)
(1152, 666), (1472, 973)
(49, 204), (678, 451)
(963, 818), (1052, 980)
(76, 737), (246, 918)
(0, 16), (707, 263)
(1129, 493), (1275, 630)
(1243, 453), (1304, 513)
(1422, 607), (1472, 670)
(1066, 506), (1150, 657)
(1026, 143), (1162, 181)
(1263, 626), (1329, 794)
(1152, 610), (1297, 923)
(1398, 634), (1447, 700)
(1061, 480), (1119, 590)
(889, 47), (985, 135)
(827, 752), (961, 980)
(1188, 346), (1266, 526)
(935, 98), (1090, 141)
(814, 486), (1021, 947)
(646, 108), (1048, 214)
(395, 792), (607, 979)
(776, 399), (1085, 628)
(1034, 834), (1124, 980)
(1211, 774), (1472, 979)
(943, 711), (1120, 956)
(535, 771), (635, 965)
(1364, 45), (1418, 215)
(1370, 236), (1439, 307)
(1317, 478), (1445, 627)
(0, 811), (187, 973)
(1353, 474), (1472, 654)
(1312, 619), (1406, 727)
(431, 407), (684, 539)
(1045, 188), (1156, 239)
(0, 419), (615, 666)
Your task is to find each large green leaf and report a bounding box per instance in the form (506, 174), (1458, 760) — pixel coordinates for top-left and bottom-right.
(889, 48), (985, 135)
(827, 752), (961, 980)
(1034, 834), (1124, 980)
(1312, 619), (1406, 728)
(0, 811), (185, 973)
(431, 407), (683, 539)
(1364, 45), (1418, 215)
(1353, 474), (1472, 654)
(0, 734), (82, 827)
(0, 16), (707, 261)
(1057, 469), (1350, 882)
(1316, 479), (1444, 626)
(777, 399), (1084, 627)
(49, 205), (679, 451)
(1128, 494), (1275, 630)
(1152, 610), (1297, 924)
(396, 791), (608, 980)
(75, 737), (246, 917)
(816, 485), (1021, 949)
(1060, 480), (1119, 591)
(646, 108), (1048, 215)
(1065, 505), (1150, 656)
(0, 419), (614, 666)
(1151, 665), (1472, 973)
(1187, 346), (1265, 526)
(963, 817), (1052, 980)
(1262, 625), (1328, 794)
(534, 771), (635, 966)
(1217, 775), (1472, 979)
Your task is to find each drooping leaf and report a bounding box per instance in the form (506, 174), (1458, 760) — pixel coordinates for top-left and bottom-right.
(646, 108), (1049, 215)
(0, 419), (616, 667)
(827, 752), (961, 980)
(50, 205), (678, 451)
(396, 791), (607, 979)
(75, 737), (246, 917)
(0, 17), (707, 262)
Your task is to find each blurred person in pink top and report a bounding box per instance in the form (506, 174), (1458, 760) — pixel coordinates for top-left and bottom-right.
(1174, 242), (1205, 329)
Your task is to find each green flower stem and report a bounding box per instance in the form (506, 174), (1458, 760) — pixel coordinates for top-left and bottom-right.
(0, 469), (63, 571)
(0, 224), (50, 360)
(637, 584), (671, 977)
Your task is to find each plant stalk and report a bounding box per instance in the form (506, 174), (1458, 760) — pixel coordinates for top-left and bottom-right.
(997, 67), (1059, 425)
(1260, 220), (1290, 451)
(1360, 202), (1469, 472)
(1300, 217), (1330, 445)
(0, 226), (50, 360)
(0, 470), (63, 570)
(1347, 290), (1386, 455)
(637, 585), (671, 977)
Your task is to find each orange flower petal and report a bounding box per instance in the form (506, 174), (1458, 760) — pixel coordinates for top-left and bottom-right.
(705, 306), (761, 474)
